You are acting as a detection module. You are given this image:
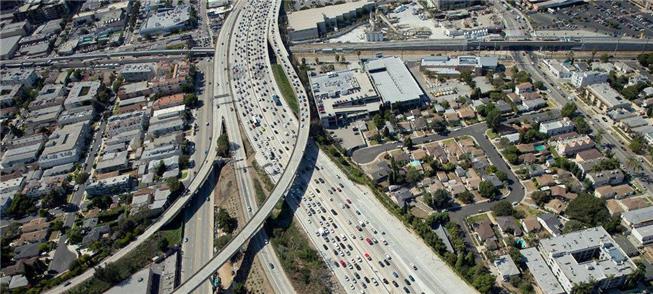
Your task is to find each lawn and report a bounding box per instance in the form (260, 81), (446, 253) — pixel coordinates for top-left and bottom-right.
(466, 212), (490, 225)
(271, 64), (299, 116)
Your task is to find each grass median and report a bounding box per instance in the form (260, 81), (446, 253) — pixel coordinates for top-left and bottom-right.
(271, 64), (299, 116)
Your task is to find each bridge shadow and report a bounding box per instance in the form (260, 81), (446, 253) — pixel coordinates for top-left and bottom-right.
(230, 141), (320, 288)
(180, 160), (223, 237)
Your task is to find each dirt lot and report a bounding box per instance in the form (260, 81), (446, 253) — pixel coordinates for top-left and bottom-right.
(214, 163), (273, 293)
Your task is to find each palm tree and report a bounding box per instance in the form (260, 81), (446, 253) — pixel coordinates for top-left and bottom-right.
(626, 157), (642, 172)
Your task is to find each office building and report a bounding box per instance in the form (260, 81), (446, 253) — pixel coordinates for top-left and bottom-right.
(309, 68), (380, 128)
(420, 55), (498, 76)
(571, 71), (608, 88)
(585, 83), (630, 113)
(140, 5), (191, 36)
(120, 63), (156, 82)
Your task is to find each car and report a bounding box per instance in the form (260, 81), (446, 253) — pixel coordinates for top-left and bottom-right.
(411, 263), (417, 270)
(365, 238), (373, 245)
(269, 263), (275, 269)
(184, 237), (189, 243)
(206, 122), (210, 126)
(392, 281), (399, 287)
(404, 278), (411, 285)
(393, 272), (399, 278)
(408, 275), (415, 282)
(382, 278), (389, 284)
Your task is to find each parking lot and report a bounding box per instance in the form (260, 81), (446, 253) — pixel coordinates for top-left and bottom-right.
(529, 0), (653, 38)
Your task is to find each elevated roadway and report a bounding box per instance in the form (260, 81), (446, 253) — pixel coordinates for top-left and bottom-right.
(291, 38), (653, 52)
(1, 48), (214, 67)
(172, 0), (310, 292)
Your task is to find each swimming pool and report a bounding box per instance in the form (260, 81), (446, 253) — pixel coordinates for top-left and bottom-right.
(534, 144), (546, 152)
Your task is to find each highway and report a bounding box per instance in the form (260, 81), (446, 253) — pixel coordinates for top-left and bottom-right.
(177, 0), (477, 293)
(180, 59), (216, 294)
(172, 0), (311, 291)
(213, 0), (295, 292)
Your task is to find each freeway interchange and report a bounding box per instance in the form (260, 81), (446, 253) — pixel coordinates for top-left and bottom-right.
(175, 0), (474, 293)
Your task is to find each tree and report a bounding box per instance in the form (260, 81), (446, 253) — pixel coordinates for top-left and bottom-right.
(573, 117), (591, 134)
(431, 120), (447, 133)
(455, 191), (474, 204)
(563, 219), (588, 234)
(90, 195), (113, 210)
(533, 80), (545, 90)
(599, 53), (610, 63)
(41, 191), (66, 209)
(183, 93), (198, 107)
(158, 237), (169, 251)
(566, 193), (609, 226)
(571, 281), (596, 294)
(426, 189), (452, 210)
(217, 209), (237, 233)
(459, 70), (475, 87)
(155, 160), (166, 177)
(485, 108), (503, 131)
(561, 102), (577, 118)
(478, 181), (498, 199)
(6, 193), (37, 219)
(216, 133), (230, 157)
(531, 191), (551, 206)
(94, 263), (125, 284)
(165, 177), (183, 194)
(492, 200), (515, 216)
(629, 134), (647, 155)
(405, 166), (421, 184)
(74, 171), (89, 185)
(403, 137), (414, 150)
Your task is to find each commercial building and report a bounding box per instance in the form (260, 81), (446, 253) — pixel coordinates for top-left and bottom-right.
(140, 5), (191, 36)
(432, 0), (481, 10)
(419, 56), (498, 76)
(64, 81), (101, 110)
(365, 57), (426, 109)
(309, 69), (380, 128)
(0, 68), (39, 87)
(543, 59), (574, 79)
(571, 71), (608, 88)
(286, 1), (375, 42)
(0, 35), (22, 60)
(537, 227), (636, 293)
(539, 117), (575, 135)
(585, 83), (630, 113)
(120, 63), (156, 82)
(38, 121), (90, 168)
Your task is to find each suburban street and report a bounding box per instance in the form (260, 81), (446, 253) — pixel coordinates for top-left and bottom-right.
(351, 123), (525, 224)
(48, 111), (109, 274)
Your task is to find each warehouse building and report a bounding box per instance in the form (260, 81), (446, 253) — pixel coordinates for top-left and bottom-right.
(365, 57), (426, 109)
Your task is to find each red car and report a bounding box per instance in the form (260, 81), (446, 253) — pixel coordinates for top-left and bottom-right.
(364, 252), (371, 260)
(339, 260), (347, 267)
(366, 238), (373, 245)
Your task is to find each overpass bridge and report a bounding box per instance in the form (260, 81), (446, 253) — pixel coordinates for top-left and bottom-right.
(291, 38), (653, 52)
(172, 0), (311, 292)
(1, 48), (214, 67)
